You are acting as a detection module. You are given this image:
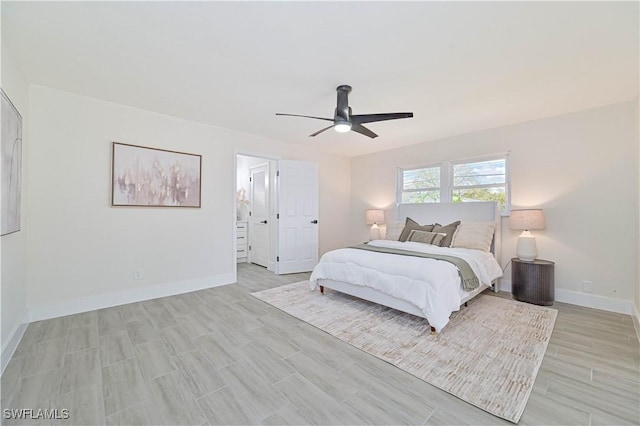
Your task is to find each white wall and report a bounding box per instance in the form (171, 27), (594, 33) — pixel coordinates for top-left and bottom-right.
(1, 42), (29, 371)
(25, 85), (351, 319)
(636, 96), (640, 335)
(351, 101), (638, 312)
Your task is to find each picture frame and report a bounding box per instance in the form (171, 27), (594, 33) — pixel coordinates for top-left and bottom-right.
(111, 142), (202, 207)
(1, 89), (23, 235)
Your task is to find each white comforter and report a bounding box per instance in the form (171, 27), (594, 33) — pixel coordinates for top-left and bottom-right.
(309, 240), (503, 332)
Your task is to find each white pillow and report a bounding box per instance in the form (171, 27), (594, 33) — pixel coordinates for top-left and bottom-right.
(451, 221), (496, 252)
(384, 221), (405, 241)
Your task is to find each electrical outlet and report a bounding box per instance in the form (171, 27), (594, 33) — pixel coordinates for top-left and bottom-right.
(133, 269), (144, 280)
(582, 280), (593, 293)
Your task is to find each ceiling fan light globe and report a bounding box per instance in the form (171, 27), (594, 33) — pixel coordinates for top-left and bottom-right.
(334, 123), (351, 133)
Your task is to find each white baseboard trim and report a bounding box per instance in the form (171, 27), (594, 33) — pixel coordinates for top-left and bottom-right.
(554, 289), (634, 315)
(498, 279), (512, 293)
(633, 303), (640, 343)
(28, 272), (236, 323)
(1, 310), (29, 375)
(499, 279), (634, 315)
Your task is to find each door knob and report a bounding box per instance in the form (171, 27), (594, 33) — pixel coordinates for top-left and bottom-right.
(311, 220), (318, 224)
(260, 220), (268, 224)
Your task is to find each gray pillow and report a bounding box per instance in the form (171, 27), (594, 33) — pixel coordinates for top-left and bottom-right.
(432, 221), (461, 247)
(407, 230), (446, 246)
(398, 217), (435, 242)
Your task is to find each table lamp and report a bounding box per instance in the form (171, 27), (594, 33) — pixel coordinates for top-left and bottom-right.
(509, 209), (545, 261)
(365, 209), (385, 241)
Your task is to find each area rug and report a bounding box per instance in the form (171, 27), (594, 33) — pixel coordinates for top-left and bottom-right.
(251, 281), (557, 423)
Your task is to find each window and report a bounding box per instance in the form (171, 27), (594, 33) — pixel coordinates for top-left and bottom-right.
(398, 155), (509, 212)
(400, 165), (441, 203)
(452, 158), (508, 210)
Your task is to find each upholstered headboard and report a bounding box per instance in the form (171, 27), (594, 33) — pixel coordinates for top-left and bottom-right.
(396, 202), (501, 262)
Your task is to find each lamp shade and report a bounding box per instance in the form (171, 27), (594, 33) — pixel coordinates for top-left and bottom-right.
(509, 209), (545, 230)
(365, 209), (385, 225)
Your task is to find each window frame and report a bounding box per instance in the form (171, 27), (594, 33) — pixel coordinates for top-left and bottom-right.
(397, 153), (510, 214)
(396, 162), (442, 204)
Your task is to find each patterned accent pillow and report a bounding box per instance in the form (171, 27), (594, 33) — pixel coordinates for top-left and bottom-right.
(407, 230), (446, 246)
(432, 221), (461, 247)
(451, 221), (496, 252)
(384, 221), (405, 241)
(398, 217), (435, 242)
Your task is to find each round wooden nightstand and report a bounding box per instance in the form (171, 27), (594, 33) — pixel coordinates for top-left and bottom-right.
(511, 258), (555, 306)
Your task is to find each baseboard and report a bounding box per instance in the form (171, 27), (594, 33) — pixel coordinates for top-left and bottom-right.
(499, 279), (512, 293)
(554, 289), (634, 315)
(1, 310), (29, 375)
(499, 279), (634, 315)
(633, 303), (640, 343)
(28, 272), (236, 323)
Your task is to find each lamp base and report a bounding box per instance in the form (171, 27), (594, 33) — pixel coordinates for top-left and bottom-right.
(516, 231), (537, 261)
(369, 224), (381, 241)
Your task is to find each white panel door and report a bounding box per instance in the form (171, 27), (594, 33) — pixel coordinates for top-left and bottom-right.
(249, 163), (269, 267)
(276, 160), (319, 274)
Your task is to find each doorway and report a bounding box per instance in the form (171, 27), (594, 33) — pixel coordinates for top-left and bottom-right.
(235, 154), (319, 274)
(236, 154), (277, 271)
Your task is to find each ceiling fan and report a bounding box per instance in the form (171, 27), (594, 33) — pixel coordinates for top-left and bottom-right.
(276, 85), (413, 139)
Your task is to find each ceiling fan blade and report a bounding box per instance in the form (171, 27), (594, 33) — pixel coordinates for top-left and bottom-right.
(309, 125), (334, 137)
(351, 123), (378, 139)
(275, 113), (334, 122)
(351, 112), (414, 125)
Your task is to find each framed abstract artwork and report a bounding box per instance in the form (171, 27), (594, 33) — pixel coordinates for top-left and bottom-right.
(1, 89), (23, 235)
(111, 142), (202, 207)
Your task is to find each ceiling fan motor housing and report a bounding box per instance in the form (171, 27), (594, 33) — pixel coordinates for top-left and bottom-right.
(335, 85), (352, 123)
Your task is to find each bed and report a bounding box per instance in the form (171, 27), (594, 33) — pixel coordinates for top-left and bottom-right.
(309, 202), (503, 333)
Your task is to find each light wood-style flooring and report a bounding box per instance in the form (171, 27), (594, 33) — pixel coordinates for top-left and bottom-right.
(1, 263), (639, 425)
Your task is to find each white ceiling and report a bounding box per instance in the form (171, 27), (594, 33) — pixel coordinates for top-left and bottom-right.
(2, 1), (638, 157)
